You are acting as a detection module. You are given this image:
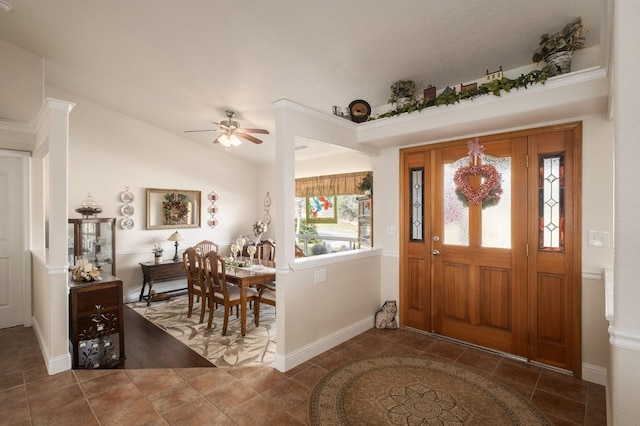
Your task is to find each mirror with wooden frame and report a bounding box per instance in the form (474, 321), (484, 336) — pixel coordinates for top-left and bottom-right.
(146, 188), (201, 229)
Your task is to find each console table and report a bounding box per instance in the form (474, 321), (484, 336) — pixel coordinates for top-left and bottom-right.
(139, 260), (186, 305)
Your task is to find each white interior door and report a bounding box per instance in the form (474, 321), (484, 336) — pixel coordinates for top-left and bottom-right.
(0, 154), (26, 328)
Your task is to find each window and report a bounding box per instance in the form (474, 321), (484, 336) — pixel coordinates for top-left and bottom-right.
(295, 194), (360, 255)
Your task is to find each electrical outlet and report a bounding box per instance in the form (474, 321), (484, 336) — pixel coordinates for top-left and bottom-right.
(314, 269), (327, 283)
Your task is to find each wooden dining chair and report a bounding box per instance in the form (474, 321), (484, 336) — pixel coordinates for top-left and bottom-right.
(255, 284), (275, 326)
(202, 251), (259, 335)
(194, 240), (219, 257)
(259, 240), (276, 262)
(182, 247), (212, 324)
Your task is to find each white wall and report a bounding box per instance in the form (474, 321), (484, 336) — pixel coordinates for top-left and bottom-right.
(296, 150), (373, 178)
(46, 86), (264, 301)
(273, 100), (382, 371)
(609, 1), (640, 423)
(0, 39), (43, 124)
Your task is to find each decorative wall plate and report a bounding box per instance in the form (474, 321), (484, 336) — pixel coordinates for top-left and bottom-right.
(120, 217), (134, 230)
(120, 204), (134, 216)
(121, 190), (134, 203)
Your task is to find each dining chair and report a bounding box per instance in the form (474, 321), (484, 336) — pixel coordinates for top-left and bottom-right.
(255, 284), (275, 326)
(202, 251), (259, 335)
(194, 239), (219, 257)
(182, 247), (212, 324)
(259, 240), (276, 262)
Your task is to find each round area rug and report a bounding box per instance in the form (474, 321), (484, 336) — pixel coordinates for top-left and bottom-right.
(309, 355), (550, 425)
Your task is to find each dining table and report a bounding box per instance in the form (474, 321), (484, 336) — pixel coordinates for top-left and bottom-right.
(223, 258), (276, 336)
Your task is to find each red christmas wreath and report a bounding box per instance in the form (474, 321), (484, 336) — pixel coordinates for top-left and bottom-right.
(454, 164), (501, 206)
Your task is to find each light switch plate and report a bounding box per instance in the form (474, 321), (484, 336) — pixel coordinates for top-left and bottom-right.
(588, 230), (610, 247)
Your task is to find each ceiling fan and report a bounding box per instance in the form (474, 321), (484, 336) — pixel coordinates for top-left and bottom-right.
(185, 110), (269, 147)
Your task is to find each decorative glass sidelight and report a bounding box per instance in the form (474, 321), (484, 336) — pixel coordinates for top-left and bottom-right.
(410, 168), (424, 241)
(444, 158), (470, 246)
(538, 153), (565, 251)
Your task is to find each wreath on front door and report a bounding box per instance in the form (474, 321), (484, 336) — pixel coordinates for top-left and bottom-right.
(453, 138), (503, 208)
(163, 193), (189, 224)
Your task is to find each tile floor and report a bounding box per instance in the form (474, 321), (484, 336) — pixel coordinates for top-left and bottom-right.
(0, 325), (606, 425)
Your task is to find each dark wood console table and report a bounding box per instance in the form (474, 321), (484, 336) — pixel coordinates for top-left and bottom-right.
(139, 260), (186, 305)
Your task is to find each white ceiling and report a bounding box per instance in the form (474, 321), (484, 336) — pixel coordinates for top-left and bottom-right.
(0, 0), (602, 165)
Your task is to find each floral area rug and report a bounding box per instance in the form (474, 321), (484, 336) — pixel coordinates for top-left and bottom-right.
(309, 355), (551, 425)
(126, 294), (275, 368)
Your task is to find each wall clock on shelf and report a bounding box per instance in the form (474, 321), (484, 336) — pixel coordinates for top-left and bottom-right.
(348, 99), (371, 123)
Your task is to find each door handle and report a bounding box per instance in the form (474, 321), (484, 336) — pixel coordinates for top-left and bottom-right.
(432, 249), (440, 256)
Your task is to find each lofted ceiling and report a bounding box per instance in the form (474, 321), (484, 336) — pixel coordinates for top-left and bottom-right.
(0, 0), (603, 165)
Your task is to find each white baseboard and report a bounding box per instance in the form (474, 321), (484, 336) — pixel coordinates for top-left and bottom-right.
(32, 316), (71, 375)
(582, 363), (607, 386)
(273, 317), (372, 372)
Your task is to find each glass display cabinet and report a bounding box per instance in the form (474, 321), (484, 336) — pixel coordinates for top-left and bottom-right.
(68, 218), (116, 275)
(357, 195), (373, 248)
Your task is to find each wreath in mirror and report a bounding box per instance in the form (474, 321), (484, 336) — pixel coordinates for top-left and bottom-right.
(163, 193), (189, 224)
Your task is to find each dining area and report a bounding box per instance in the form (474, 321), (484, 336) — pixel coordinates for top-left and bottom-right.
(138, 237), (276, 336)
(183, 238), (277, 337)
(131, 237), (278, 368)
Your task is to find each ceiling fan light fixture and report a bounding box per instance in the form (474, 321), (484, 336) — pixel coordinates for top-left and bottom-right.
(217, 133), (242, 147)
(0, 1), (12, 12)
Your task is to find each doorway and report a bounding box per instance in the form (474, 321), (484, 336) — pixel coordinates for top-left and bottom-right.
(399, 122), (582, 375)
(0, 151), (29, 329)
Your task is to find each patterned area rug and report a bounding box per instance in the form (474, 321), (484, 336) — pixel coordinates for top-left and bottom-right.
(127, 294), (275, 368)
(309, 355), (551, 425)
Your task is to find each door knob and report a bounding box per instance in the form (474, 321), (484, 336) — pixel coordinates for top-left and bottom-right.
(432, 249), (440, 256)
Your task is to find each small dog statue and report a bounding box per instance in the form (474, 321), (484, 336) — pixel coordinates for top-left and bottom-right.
(375, 300), (398, 329)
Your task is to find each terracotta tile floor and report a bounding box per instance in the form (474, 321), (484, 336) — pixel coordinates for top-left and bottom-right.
(0, 325), (606, 425)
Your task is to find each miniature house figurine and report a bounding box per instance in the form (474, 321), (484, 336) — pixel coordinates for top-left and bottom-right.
(423, 85), (436, 101)
(460, 82), (478, 92)
(485, 65), (503, 82)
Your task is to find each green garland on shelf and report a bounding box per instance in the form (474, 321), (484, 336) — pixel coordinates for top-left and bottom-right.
(375, 68), (551, 120)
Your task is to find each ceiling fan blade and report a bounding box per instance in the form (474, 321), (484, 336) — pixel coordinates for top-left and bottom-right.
(239, 128), (270, 134)
(237, 132), (263, 144)
(184, 129), (218, 133)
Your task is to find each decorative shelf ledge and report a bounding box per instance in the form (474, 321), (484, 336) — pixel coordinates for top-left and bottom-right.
(356, 67), (609, 149)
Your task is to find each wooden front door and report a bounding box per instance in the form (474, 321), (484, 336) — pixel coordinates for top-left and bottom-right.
(400, 123), (582, 375)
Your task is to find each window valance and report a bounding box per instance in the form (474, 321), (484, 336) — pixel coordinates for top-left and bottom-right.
(295, 171), (370, 197)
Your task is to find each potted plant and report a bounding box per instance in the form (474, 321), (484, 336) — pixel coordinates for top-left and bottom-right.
(389, 80), (416, 105)
(152, 244), (164, 263)
(531, 17), (586, 76)
(358, 172), (373, 195)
